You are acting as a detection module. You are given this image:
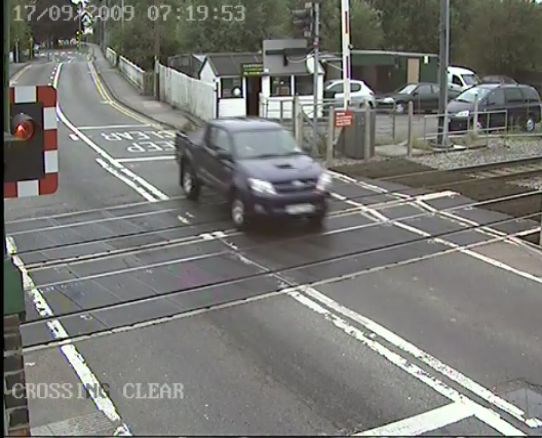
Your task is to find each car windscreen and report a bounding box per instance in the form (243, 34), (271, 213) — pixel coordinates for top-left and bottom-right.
(233, 129), (303, 159)
(462, 74), (480, 86)
(455, 87), (492, 103)
(396, 84), (417, 95)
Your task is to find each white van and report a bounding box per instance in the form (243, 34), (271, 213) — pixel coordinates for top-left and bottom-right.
(448, 66), (480, 93)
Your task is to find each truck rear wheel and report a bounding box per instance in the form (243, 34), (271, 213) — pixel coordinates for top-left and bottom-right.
(181, 160), (200, 201)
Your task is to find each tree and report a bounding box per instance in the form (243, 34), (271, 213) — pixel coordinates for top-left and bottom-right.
(368, 0), (440, 53)
(30, 0), (78, 47)
(458, 0), (542, 75)
(350, 0), (384, 50)
(11, 0), (34, 58)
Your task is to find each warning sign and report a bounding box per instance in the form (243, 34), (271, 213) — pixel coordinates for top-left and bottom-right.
(335, 110), (354, 128)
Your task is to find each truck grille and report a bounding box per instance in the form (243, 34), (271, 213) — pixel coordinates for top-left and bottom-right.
(273, 178), (318, 193)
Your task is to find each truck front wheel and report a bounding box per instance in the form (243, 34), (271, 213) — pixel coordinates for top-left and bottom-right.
(181, 160), (200, 201)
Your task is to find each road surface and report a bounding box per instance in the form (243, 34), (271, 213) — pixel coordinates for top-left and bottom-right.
(5, 50), (542, 436)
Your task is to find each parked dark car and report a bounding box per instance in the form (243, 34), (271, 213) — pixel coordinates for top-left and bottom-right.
(175, 118), (330, 230)
(448, 83), (542, 133)
(376, 82), (461, 114)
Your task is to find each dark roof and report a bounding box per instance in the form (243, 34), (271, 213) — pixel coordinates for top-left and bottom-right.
(211, 117), (283, 132)
(204, 53), (262, 77)
(351, 50), (438, 58)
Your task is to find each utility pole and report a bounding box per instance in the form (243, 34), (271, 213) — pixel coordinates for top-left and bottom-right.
(312, 1), (320, 157)
(121, 0), (125, 54)
(4, 0), (10, 128)
(153, 0), (161, 99)
(437, 0), (450, 147)
(341, 0), (351, 110)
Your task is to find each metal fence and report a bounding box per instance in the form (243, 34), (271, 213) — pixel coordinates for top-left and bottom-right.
(261, 96), (541, 160)
(105, 47), (118, 66)
(158, 62), (217, 121)
(118, 56), (151, 94)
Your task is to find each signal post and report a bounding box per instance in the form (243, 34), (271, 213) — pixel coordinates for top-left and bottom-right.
(3, 1), (59, 435)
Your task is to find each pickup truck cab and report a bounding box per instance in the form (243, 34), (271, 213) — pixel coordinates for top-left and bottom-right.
(175, 118), (331, 230)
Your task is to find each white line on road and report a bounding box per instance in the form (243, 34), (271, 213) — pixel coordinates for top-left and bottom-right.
(300, 285), (542, 429)
(77, 124), (152, 131)
(95, 158), (156, 202)
(355, 402), (473, 436)
(69, 134), (79, 141)
(53, 63), (169, 203)
(416, 198), (542, 252)
(333, 175), (542, 286)
(288, 290), (526, 436)
(9, 63), (33, 85)
(9, 207), (179, 236)
(116, 156), (175, 163)
(5, 237), (132, 436)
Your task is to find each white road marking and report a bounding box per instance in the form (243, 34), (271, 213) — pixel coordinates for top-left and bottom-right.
(53, 64), (168, 202)
(355, 402), (473, 436)
(5, 196), (185, 225)
(9, 63), (33, 85)
(416, 198), (542, 251)
(288, 290), (526, 435)
(116, 156), (175, 163)
(77, 124), (152, 131)
(177, 214), (190, 224)
(6, 237), (132, 436)
(96, 158), (156, 202)
(332, 173), (542, 286)
(300, 286), (542, 429)
(23, 227), (539, 355)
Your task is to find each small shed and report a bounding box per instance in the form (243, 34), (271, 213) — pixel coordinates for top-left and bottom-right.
(324, 50), (439, 94)
(261, 39), (325, 119)
(167, 54), (206, 78)
(198, 52), (263, 118)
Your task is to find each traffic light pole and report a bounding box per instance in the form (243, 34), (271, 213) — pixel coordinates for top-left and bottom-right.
(311, 2), (320, 157)
(4, 1), (32, 435)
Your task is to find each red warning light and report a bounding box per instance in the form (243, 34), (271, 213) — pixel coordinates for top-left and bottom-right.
(11, 113), (35, 141)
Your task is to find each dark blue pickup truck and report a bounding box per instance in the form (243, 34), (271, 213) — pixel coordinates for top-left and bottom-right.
(175, 118), (331, 230)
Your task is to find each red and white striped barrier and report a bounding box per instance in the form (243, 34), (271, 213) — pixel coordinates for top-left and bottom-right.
(5, 85), (58, 198)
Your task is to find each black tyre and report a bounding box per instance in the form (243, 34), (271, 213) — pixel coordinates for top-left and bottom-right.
(525, 114), (536, 132)
(231, 194), (251, 230)
(181, 160), (200, 201)
(308, 212), (325, 229)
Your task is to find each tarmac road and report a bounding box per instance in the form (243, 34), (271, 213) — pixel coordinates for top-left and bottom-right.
(5, 50), (542, 436)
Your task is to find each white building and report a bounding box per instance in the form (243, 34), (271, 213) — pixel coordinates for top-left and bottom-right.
(195, 41), (325, 120)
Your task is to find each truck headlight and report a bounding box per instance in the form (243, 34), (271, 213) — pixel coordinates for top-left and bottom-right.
(455, 110), (470, 118)
(248, 178), (276, 195)
(316, 172), (332, 191)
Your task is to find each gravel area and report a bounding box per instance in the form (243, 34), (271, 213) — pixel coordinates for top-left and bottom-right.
(514, 177), (542, 190)
(409, 138), (542, 170)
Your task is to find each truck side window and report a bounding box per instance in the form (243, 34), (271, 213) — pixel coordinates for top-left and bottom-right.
(213, 129), (231, 153)
(452, 75), (463, 86)
(487, 89), (505, 106)
(504, 88), (524, 106)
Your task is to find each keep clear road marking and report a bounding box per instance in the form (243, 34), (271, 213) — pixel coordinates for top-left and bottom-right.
(5, 237), (132, 437)
(116, 156), (175, 163)
(53, 63), (169, 203)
